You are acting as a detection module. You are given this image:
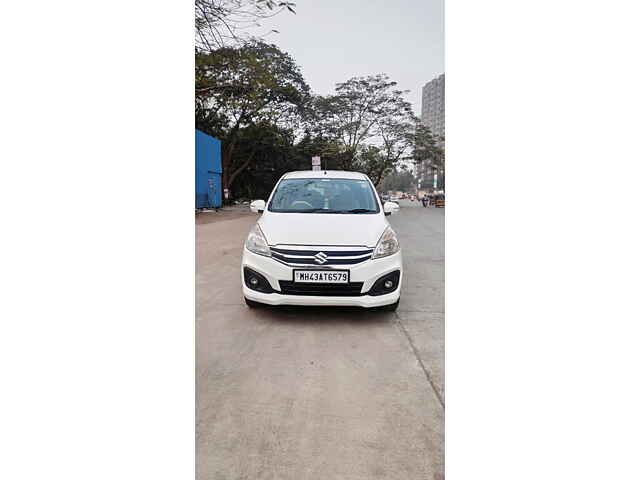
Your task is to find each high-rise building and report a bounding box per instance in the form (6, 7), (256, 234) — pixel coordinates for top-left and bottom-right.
(417, 74), (445, 192)
(421, 73), (445, 140)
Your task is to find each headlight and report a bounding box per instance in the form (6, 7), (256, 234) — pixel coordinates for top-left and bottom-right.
(371, 227), (400, 259)
(245, 223), (271, 257)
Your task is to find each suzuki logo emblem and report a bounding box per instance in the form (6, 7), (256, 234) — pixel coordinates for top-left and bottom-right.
(314, 252), (328, 264)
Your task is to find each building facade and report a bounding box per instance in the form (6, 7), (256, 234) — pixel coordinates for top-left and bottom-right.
(417, 74), (445, 192)
(421, 73), (445, 141)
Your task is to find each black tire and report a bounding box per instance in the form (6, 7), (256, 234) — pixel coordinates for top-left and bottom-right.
(244, 297), (265, 309)
(380, 300), (399, 312)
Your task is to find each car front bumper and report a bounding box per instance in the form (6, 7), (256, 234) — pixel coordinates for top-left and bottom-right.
(241, 248), (402, 307)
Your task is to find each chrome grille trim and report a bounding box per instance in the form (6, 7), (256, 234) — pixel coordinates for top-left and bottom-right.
(271, 252), (372, 260)
(270, 245), (374, 267)
(271, 247), (373, 257)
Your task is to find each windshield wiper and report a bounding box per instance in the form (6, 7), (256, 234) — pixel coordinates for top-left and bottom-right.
(280, 208), (341, 213)
(305, 208), (375, 214)
(340, 208), (376, 214)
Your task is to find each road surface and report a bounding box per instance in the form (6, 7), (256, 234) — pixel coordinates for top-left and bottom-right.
(196, 199), (444, 479)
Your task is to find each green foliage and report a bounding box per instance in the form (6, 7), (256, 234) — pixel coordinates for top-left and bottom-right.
(379, 168), (417, 193)
(303, 74), (422, 186)
(412, 122), (444, 191)
(232, 123), (307, 199)
(194, 42), (445, 198)
(412, 121), (444, 169)
(196, 41), (310, 194)
(196, 41), (309, 134)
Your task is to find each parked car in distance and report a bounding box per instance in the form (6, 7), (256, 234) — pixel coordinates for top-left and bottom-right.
(242, 170), (403, 311)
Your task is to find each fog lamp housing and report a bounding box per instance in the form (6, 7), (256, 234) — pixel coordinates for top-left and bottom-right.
(243, 267), (274, 293)
(368, 270), (401, 296)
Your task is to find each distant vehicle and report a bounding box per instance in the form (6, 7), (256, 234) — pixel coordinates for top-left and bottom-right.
(389, 195), (399, 202)
(242, 170), (402, 311)
(381, 194), (390, 202)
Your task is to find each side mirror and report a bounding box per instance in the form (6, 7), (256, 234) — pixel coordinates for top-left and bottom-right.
(384, 201), (399, 216)
(250, 200), (266, 213)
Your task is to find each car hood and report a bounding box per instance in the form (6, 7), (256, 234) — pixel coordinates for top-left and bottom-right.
(259, 212), (388, 248)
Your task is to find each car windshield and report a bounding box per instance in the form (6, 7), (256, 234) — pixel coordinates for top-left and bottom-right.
(268, 178), (380, 213)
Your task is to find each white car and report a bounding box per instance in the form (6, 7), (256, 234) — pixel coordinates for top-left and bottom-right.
(242, 170), (402, 310)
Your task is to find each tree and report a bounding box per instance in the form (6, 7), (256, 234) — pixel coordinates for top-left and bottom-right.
(379, 168), (417, 193)
(412, 122), (443, 168)
(365, 100), (416, 185)
(293, 133), (344, 171)
(305, 74), (417, 184)
(411, 121), (444, 190)
(195, 0), (296, 52)
(231, 122), (307, 200)
(195, 41), (310, 195)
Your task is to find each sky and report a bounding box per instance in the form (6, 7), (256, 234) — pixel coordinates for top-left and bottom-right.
(244, 0), (444, 116)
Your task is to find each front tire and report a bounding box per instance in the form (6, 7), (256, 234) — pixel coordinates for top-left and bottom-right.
(380, 300), (399, 312)
(244, 297), (265, 309)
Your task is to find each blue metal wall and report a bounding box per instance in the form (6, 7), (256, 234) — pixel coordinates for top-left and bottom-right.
(195, 130), (222, 208)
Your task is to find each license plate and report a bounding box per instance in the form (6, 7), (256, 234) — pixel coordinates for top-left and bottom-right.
(293, 270), (349, 284)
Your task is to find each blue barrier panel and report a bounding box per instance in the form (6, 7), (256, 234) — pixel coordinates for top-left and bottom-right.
(195, 130), (222, 208)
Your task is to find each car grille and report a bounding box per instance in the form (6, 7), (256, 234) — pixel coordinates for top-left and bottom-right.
(270, 245), (374, 267)
(278, 281), (365, 296)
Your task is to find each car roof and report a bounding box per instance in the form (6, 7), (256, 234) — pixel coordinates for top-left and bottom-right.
(281, 170), (370, 181)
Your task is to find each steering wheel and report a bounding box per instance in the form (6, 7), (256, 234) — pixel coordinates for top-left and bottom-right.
(290, 200), (313, 209)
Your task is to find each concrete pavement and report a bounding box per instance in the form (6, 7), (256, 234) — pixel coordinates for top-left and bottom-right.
(196, 200), (444, 479)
